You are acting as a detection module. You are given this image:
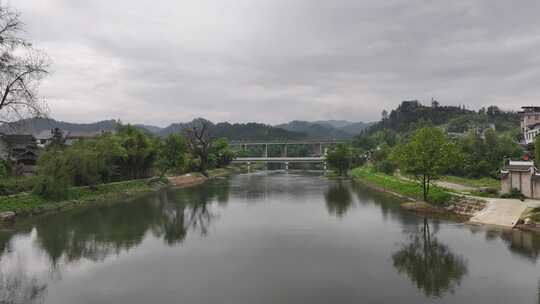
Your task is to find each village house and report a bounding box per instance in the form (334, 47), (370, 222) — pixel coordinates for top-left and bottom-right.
(0, 134), (39, 176)
(64, 130), (112, 145)
(519, 106), (540, 145)
(35, 128), (67, 147)
(34, 128), (112, 147)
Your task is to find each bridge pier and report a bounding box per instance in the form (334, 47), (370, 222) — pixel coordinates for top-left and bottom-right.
(281, 145), (288, 157)
(285, 161), (289, 170)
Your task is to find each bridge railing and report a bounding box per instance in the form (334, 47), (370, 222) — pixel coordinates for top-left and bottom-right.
(229, 138), (348, 145)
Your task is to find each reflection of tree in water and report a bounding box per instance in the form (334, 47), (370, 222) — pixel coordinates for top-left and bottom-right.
(350, 181), (420, 226)
(0, 265), (47, 304)
(324, 182), (353, 217)
(392, 218), (468, 298)
(29, 178), (230, 265)
(159, 181), (229, 244)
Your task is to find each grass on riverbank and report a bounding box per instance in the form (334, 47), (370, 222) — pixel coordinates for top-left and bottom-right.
(1, 165), (247, 215)
(0, 179), (159, 214)
(350, 166), (452, 205)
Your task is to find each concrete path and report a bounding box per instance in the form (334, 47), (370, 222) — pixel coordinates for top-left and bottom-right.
(469, 198), (530, 227)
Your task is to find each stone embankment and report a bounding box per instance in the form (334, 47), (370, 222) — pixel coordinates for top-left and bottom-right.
(446, 197), (487, 216)
(401, 196), (487, 218)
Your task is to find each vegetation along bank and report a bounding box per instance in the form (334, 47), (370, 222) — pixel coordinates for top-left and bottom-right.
(0, 119), (242, 222)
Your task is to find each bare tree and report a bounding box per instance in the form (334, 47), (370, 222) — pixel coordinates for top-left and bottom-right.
(182, 118), (214, 175)
(0, 3), (50, 126)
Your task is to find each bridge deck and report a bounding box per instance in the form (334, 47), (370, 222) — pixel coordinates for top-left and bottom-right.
(232, 157), (325, 163)
(230, 139), (345, 145)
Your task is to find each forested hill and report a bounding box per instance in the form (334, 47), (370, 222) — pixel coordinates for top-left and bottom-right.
(3, 117), (370, 140)
(0, 117), (305, 139)
(364, 100), (520, 136)
(157, 120), (306, 139)
(276, 120), (373, 139)
(0, 118), (119, 135)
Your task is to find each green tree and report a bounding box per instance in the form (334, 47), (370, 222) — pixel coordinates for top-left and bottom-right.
(209, 137), (235, 169)
(326, 144), (356, 176)
(116, 125), (157, 179)
(392, 127), (459, 202)
(33, 147), (71, 200)
(157, 133), (187, 176)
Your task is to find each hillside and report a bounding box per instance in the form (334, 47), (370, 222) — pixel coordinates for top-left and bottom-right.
(364, 101), (520, 136)
(339, 121), (374, 135)
(276, 120), (372, 139)
(158, 120), (305, 139)
(0, 118), (119, 135)
(1, 117), (372, 140)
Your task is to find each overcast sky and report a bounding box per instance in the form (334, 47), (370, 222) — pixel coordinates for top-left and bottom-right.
(14, 0), (540, 126)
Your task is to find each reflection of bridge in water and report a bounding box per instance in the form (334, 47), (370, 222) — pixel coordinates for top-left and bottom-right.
(230, 139), (346, 169)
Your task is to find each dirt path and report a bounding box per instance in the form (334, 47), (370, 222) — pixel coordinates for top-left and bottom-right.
(396, 174), (477, 192)
(434, 180), (476, 192)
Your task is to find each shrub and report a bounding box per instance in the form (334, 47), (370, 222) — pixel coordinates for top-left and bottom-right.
(500, 188), (525, 201)
(0, 176), (38, 196)
(427, 189), (452, 205)
(375, 160), (397, 175)
(33, 175), (70, 200)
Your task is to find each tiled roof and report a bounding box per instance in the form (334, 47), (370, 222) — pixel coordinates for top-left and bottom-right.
(1, 134), (36, 145)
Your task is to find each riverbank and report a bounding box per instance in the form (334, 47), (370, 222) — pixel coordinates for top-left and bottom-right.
(350, 166), (487, 218)
(0, 178), (167, 220)
(0, 165), (246, 222)
(350, 166), (451, 204)
(167, 166), (246, 188)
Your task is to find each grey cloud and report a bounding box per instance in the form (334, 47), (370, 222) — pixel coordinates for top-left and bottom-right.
(14, 0), (540, 126)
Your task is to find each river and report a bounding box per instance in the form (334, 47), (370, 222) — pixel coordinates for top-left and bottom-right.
(1, 172), (540, 303)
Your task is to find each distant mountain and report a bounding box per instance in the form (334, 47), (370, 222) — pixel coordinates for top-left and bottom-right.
(339, 121), (374, 135)
(135, 124), (163, 134)
(276, 120), (352, 139)
(0, 118), (119, 135)
(276, 120), (372, 138)
(1, 117), (371, 140)
(158, 119), (305, 139)
(314, 120), (353, 129)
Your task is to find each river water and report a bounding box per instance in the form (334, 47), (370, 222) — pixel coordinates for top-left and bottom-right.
(1, 172), (540, 303)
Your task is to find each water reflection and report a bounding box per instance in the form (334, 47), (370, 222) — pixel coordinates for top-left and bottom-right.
(392, 219), (468, 298)
(1, 173), (540, 303)
(324, 181), (353, 217)
(497, 230), (540, 263)
(7, 179), (230, 267)
(0, 264), (47, 304)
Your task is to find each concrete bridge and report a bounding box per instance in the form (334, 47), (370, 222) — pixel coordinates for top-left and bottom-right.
(230, 138), (345, 170)
(231, 157), (327, 170)
(229, 138), (345, 158)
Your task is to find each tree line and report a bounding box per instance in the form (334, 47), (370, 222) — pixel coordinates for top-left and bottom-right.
(33, 119), (235, 200)
(325, 100), (524, 203)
